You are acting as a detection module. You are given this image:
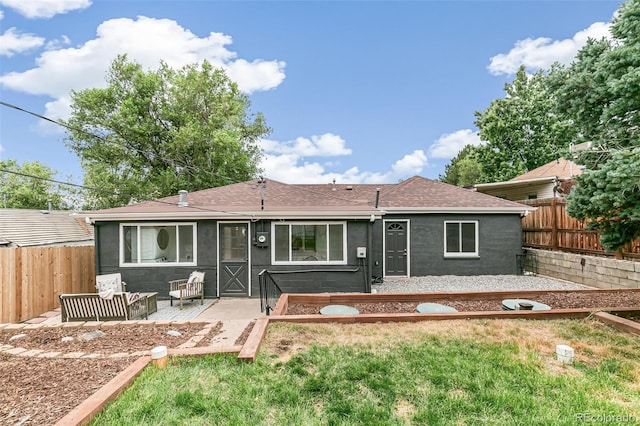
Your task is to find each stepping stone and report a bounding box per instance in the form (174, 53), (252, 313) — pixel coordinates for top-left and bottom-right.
(502, 299), (551, 311)
(416, 303), (458, 313)
(319, 305), (359, 315)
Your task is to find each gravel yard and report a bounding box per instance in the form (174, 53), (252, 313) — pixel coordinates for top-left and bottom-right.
(373, 274), (588, 293)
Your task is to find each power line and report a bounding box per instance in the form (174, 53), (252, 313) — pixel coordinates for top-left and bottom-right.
(0, 167), (257, 214)
(0, 100), (384, 208)
(0, 100), (249, 186)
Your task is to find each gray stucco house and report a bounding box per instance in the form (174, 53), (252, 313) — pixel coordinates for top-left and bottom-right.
(84, 176), (533, 298)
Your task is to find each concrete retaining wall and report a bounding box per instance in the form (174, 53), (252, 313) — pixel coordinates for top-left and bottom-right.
(524, 248), (640, 289)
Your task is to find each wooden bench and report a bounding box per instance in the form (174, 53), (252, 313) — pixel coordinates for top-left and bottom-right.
(59, 293), (150, 322)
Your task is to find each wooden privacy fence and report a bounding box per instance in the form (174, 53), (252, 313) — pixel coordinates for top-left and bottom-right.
(0, 246), (95, 323)
(520, 198), (640, 260)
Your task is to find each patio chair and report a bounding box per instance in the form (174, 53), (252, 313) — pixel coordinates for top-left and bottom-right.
(96, 273), (126, 293)
(169, 271), (205, 310)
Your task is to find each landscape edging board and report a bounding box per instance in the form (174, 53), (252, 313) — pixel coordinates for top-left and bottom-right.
(594, 312), (640, 336)
(55, 347), (243, 425)
(54, 356), (151, 426)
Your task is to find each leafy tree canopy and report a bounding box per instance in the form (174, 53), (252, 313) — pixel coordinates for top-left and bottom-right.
(473, 65), (575, 183)
(439, 144), (483, 187)
(0, 159), (76, 209)
(64, 55), (270, 209)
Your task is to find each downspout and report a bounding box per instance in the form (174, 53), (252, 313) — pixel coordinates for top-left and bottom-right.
(366, 219), (373, 293)
(367, 187), (380, 293)
(94, 222), (101, 276)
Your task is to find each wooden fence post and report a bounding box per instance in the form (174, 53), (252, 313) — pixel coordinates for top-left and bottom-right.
(551, 198), (558, 251)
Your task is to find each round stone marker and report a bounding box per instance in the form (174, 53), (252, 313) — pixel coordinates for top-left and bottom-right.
(501, 299), (551, 311)
(416, 302), (458, 313)
(319, 305), (360, 315)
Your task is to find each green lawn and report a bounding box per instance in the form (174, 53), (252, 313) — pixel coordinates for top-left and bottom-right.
(92, 319), (640, 425)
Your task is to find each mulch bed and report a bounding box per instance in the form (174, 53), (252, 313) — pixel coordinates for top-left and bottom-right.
(285, 290), (640, 315)
(235, 321), (256, 346)
(0, 322), (221, 426)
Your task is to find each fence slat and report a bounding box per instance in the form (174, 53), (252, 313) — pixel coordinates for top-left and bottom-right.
(0, 246), (95, 323)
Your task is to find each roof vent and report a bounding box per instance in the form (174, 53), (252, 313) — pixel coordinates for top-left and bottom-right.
(178, 190), (189, 207)
(345, 185), (353, 191)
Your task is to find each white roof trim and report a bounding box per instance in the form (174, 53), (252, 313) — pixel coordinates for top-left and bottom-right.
(80, 211), (383, 223)
(473, 176), (556, 189)
(380, 206), (534, 214)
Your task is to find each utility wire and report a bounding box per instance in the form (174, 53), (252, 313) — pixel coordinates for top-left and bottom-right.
(0, 167), (248, 214)
(0, 100), (246, 186)
(1, 100), (384, 207)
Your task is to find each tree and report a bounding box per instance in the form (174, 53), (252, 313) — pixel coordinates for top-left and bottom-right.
(474, 66), (576, 182)
(64, 55), (270, 209)
(548, 39), (612, 161)
(566, 147), (640, 252)
(439, 144), (483, 187)
(562, 0), (640, 252)
(0, 159), (75, 209)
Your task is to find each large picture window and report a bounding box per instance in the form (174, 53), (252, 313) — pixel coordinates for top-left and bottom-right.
(121, 223), (196, 266)
(444, 221), (478, 257)
(273, 222), (346, 264)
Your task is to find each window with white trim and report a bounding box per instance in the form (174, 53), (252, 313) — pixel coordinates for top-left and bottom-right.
(444, 221), (478, 257)
(121, 223), (196, 266)
(273, 222), (346, 264)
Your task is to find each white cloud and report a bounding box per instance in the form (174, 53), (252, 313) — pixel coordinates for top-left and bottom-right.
(0, 10), (4, 20)
(428, 129), (482, 159)
(0, 16), (286, 122)
(260, 133), (351, 157)
(259, 135), (427, 184)
(391, 150), (427, 176)
(488, 21), (612, 75)
(0, 0), (91, 19)
(226, 59), (287, 93)
(45, 35), (71, 51)
(0, 27), (45, 56)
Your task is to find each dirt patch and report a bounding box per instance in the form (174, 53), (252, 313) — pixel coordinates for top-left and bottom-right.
(0, 322), (220, 426)
(0, 323), (219, 355)
(285, 290), (640, 315)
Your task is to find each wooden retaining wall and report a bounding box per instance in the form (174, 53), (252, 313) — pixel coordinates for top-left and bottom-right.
(0, 246), (95, 323)
(235, 290), (640, 362)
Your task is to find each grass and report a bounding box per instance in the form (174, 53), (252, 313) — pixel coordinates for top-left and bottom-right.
(92, 319), (640, 425)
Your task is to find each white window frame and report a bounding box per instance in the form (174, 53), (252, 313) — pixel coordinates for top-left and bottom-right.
(271, 221), (348, 265)
(443, 220), (479, 258)
(119, 222), (197, 267)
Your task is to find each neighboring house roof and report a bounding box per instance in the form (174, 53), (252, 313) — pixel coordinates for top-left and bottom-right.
(85, 176), (532, 222)
(509, 158), (582, 182)
(473, 158), (582, 199)
(0, 209), (94, 247)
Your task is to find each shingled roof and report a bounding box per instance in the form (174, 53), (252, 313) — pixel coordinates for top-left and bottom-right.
(85, 175), (532, 221)
(509, 158), (582, 181)
(0, 209), (94, 247)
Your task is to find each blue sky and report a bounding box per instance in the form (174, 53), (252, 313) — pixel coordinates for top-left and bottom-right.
(0, 0), (620, 186)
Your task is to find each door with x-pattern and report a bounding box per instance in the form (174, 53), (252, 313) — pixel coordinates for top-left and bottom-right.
(219, 223), (249, 296)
